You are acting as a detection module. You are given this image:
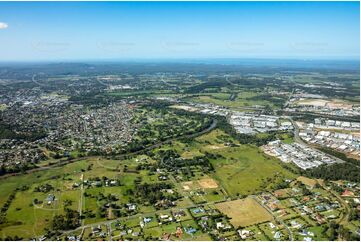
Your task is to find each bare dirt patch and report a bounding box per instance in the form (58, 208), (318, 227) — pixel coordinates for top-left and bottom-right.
(170, 105), (198, 112)
(327, 101), (353, 110)
(206, 144), (225, 150)
(181, 150), (202, 159)
(198, 178), (219, 189)
(297, 99), (328, 107)
(297, 98), (355, 110)
(182, 181), (194, 191)
(63, 182), (74, 190)
(348, 152), (360, 160)
(273, 188), (290, 198)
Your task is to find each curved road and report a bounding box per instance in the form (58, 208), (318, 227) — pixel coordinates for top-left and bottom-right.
(289, 117), (345, 164)
(0, 119), (217, 180)
(115, 119), (217, 159)
(317, 181), (351, 225)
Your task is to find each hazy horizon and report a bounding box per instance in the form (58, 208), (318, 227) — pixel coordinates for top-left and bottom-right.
(0, 1), (359, 61)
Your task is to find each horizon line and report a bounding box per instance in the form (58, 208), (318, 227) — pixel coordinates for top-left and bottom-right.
(0, 56), (360, 64)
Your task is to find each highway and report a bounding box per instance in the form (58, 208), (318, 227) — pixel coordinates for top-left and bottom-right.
(283, 88), (295, 109)
(288, 117), (345, 164)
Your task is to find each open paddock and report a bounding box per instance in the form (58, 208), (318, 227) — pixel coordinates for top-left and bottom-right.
(215, 197), (272, 227)
(198, 178), (219, 189)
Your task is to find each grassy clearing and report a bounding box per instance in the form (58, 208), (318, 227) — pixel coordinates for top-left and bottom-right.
(210, 145), (295, 196)
(187, 91), (279, 109)
(297, 176), (318, 188)
(0, 159), (88, 239)
(172, 129), (297, 196)
(0, 157), (137, 237)
(215, 198), (272, 227)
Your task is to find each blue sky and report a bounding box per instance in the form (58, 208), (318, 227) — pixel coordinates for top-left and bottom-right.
(0, 1), (359, 61)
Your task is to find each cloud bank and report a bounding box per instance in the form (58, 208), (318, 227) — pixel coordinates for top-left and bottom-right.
(0, 22), (8, 29)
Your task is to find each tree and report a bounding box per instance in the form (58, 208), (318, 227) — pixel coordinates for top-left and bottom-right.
(264, 104), (273, 115)
(52, 209), (80, 230)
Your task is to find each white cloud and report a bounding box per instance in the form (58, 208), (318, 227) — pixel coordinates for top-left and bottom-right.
(0, 22), (8, 29)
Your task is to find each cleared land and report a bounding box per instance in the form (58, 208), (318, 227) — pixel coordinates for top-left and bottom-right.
(186, 91), (282, 109)
(215, 197), (272, 227)
(297, 176), (318, 188)
(195, 130), (296, 196)
(198, 178), (219, 189)
(166, 129), (297, 196)
(297, 99), (328, 107)
(296, 98), (355, 110)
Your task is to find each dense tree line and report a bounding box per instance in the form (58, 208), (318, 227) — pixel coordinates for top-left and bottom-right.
(0, 122), (47, 141)
(303, 163), (359, 183)
(246, 94), (286, 107)
(302, 83), (359, 100)
(0, 162), (35, 176)
(349, 208), (360, 221)
(131, 182), (179, 205)
(0, 190), (17, 224)
(68, 91), (111, 105)
(290, 112), (359, 123)
(215, 116), (278, 146)
(229, 78), (280, 89)
(33, 183), (54, 193)
(3, 235), (23, 241)
(317, 147), (359, 166)
(155, 149), (215, 177)
(51, 208), (80, 231)
(302, 146), (360, 182)
(185, 79), (229, 93)
(322, 221), (360, 241)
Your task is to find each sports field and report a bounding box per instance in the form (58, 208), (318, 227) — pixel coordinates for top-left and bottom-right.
(215, 197), (272, 227)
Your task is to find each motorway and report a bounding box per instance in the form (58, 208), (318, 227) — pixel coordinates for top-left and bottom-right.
(282, 88), (350, 164)
(288, 117), (345, 164)
(283, 88), (295, 109)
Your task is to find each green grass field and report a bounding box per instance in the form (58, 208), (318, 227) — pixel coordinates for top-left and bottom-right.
(194, 130), (296, 196)
(0, 159), (90, 239)
(186, 91), (282, 109)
